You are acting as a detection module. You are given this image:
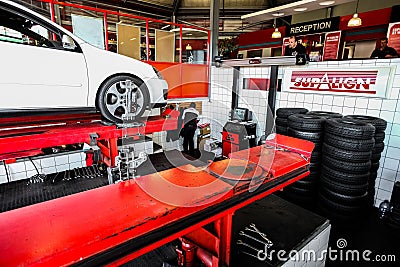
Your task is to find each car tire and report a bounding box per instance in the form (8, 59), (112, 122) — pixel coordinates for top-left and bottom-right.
(287, 114), (326, 132)
(325, 118), (375, 140)
(307, 111), (342, 119)
(344, 115), (387, 132)
(276, 108), (308, 118)
(322, 156), (371, 174)
(97, 75), (149, 123)
(322, 143), (372, 163)
(324, 132), (375, 152)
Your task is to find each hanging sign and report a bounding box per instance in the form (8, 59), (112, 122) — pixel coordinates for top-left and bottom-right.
(286, 17), (340, 36)
(282, 67), (395, 98)
(323, 31), (341, 61)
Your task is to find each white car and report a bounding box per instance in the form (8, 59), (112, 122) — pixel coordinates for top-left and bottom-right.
(0, 0), (168, 123)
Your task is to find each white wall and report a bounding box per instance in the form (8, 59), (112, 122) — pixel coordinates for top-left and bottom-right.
(352, 40), (377, 58)
(276, 58), (400, 207)
(204, 58), (400, 207)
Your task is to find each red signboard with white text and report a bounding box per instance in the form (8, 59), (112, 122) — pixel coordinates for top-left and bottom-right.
(282, 68), (394, 98)
(387, 22), (400, 56)
(323, 31), (341, 61)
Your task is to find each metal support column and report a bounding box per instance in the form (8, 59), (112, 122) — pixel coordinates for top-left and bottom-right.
(231, 66), (240, 119)
(210, 0), (220, 62)
(266, 65), (279, 135)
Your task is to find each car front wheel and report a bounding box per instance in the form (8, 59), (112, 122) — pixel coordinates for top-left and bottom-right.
(97, 75), (149, 123)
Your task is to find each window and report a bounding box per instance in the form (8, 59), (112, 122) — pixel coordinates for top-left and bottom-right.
(0, 5), (67, 50)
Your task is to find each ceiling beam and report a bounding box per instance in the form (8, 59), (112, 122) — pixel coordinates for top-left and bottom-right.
(172, 0), (181, 15)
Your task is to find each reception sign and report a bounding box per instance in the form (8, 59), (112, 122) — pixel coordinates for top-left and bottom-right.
(387, 22), (400, 56)
(283, 67), (395, 98)
(323, 31), (341, 61)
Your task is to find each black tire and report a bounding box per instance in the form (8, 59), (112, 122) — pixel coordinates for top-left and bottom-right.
(287, 128), (323, 143)
(275, 117), (288, 127)
(325, 118), (375, 140)
(371, 152), (382, 162)
(370, 161), (380, 172)
(324, 132), (375, 152)
(321, 165), (369, 185)
(288, 114), (326, 131)
(322, 156), (371, 174)
(310, 151), (321, 162)
(322, 143), (372, 163)
(276, 108), (308, 118)
(276, 125), (287, 134)
(318, 192), (367, 213)
(374, 132), (385, 143)
(320, 186), (368, 204)
(344, 115), (387, 132)
(320, 175), (368, 195)
(307, 111), (342, 119)
(97, 75), (149, 123)
(372, 142), (385, 154)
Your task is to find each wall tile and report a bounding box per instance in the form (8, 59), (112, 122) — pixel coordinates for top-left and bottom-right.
(368, 99), (383, 110)
(388, 135), (400, 148)
(379, 111), (395, 122)
(381, 169), (398, 182)
(379, 179), (395, 192)
(377, 189), (392, 200)
(343, 97), (356, 107)
(355, 98), (369, 109)
(383, 158), (399, 171)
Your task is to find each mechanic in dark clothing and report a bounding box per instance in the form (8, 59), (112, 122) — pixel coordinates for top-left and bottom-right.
(182, 102), (199, 155)
(370, 37), (399, 59)
(284, 36), (307, 56)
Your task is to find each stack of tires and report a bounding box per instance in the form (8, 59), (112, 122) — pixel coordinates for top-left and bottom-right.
(283, 114), (326, 207)
(344, 115), (387, 207)
(319, 118), (375, 223)
(275, 108), (308, 135)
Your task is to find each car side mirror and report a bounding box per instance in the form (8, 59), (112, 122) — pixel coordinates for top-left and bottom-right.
(62, 34), (77, 50)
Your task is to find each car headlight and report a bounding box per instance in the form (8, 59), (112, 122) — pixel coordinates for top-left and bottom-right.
(152, 66), (163, 79)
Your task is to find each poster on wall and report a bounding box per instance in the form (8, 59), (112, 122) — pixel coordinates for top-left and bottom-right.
(387, 22), (400, 55)
(282, 37), (290, 55)
(71, 14), (105, 50)
(282, 67), (395, 98)
(323, 31), (341, 61)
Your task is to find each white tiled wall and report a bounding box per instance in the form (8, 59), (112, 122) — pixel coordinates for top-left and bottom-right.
(0, 151), (87, 183)
(204, 59), (400, 207)
(276, 58), (400, 207)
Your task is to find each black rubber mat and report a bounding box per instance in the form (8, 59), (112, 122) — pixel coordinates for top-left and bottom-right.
(0, 150), (211, 213)
(0, 175), (108, 213)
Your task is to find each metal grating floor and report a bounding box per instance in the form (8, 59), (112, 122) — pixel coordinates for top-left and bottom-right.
(0, 150), (210, 213)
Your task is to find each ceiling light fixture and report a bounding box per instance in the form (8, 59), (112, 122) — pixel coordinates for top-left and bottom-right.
(271, 19), (282, 38)
(272, 12), (285, 17)
(319, 1), (335, 6)
(186, 44), (192, 50)
(241, 0), (316, 19)
(170, 27), (208, 33)
(161, 24), (171, 30)
(294, 7), (308, 12)
(348, 0), (362, 27)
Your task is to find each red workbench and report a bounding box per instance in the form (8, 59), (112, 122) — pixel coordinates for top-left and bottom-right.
(0, 134), (313, 267)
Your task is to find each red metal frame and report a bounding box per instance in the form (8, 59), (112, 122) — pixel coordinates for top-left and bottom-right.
(0, 133), (313, 266)
(40, 0), (210, 63)
(0, 111), (179, 163)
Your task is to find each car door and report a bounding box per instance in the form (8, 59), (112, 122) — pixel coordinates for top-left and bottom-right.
(0, 4), (88, 109)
